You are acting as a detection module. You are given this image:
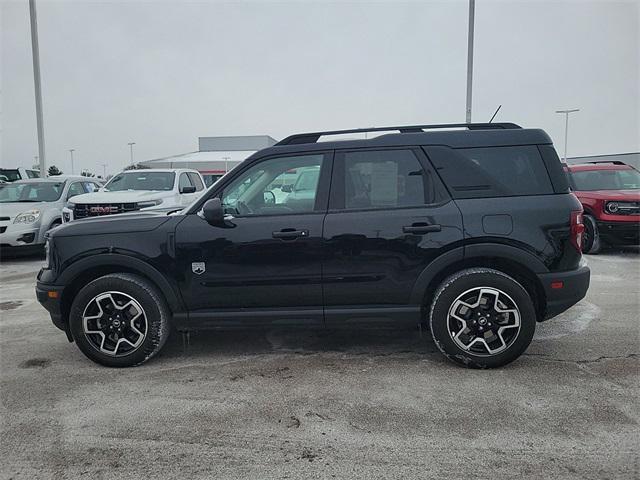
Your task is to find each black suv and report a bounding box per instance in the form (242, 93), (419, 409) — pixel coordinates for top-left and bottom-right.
(36, 123), (590, 368)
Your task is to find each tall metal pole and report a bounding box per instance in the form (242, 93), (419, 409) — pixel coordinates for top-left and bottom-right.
(69, 149), (75, 174)
(465, 0), (475, 124)
(101, 163), (108, 178)
(29, 0), (46, 176)
(222, 156), (231, 173)
(555, 109), (580, 161)
(128, 142), (136, 166)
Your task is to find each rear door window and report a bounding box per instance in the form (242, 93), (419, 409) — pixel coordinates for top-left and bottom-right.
(424, 145), (554, 198)
(83, 182), (100, 193)
(332, 149), (445, 210)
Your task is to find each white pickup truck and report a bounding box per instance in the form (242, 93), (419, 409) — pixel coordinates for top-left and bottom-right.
(62, 169), (206, 222)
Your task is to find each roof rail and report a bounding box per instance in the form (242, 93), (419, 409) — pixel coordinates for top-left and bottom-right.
(275, 122), (522, 146)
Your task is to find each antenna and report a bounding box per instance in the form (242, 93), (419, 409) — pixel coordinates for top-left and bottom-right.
(489, 105), (502, 123)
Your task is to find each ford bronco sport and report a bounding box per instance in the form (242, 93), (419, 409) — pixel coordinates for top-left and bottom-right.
(36, 123), (590, 368)
(564, 161), (640, 253)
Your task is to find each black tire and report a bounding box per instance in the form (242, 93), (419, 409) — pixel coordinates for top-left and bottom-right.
(582, 215), (601, 254)
(429, 268), (536, 368)
(69, 273), (171, 367)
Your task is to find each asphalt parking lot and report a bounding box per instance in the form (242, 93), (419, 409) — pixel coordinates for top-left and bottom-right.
(0, 250), (638, 479)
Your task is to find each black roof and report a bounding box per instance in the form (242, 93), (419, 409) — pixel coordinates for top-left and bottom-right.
(250, 123), (552, 159)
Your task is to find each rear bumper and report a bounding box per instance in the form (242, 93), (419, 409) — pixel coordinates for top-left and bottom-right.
(537, 265), (590, 320)
(596, 220), (640, 245)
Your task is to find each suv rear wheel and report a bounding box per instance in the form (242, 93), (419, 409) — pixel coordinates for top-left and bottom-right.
(429, 268), (536, 368)
(69, 273), (170, 367)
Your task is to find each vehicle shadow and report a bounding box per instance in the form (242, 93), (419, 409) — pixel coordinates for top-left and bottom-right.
(0, 250), (45, 262)
(590, 245), (640, 257)
(159, 325), (440, 361)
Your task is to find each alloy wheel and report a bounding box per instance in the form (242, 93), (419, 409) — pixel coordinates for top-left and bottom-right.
(82, 291), (148, 357)
(447, 286), (521, 356)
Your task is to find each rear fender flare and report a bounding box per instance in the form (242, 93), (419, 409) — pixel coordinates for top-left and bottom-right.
(409, 243), (548, 305)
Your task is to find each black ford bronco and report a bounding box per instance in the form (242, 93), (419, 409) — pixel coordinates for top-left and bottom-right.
(36, 123), (590, 368)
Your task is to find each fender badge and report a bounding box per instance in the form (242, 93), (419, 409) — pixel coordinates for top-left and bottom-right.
(192, 262), (206, 275)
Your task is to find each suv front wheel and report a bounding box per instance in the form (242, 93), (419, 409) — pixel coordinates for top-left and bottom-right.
(69, 273), (170, 367)
(581, 214), (602, 254)
(429, 268), (536, 368)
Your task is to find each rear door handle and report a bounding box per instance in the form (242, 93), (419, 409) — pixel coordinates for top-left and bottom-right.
(272, 228), (309, 240)
(402, 223), (441, 234)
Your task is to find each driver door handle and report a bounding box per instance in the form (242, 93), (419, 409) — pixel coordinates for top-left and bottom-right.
(402, 223), (441, 234)
(272, 228), (309, 240)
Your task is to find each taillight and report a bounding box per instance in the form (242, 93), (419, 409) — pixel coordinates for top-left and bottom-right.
(570, 210), (585, 252)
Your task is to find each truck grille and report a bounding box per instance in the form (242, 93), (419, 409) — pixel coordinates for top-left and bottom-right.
(611, 201), (640, 215)
(73, 203), (139, 219)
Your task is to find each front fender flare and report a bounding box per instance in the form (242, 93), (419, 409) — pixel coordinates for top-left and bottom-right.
(58, 253), (183, 313)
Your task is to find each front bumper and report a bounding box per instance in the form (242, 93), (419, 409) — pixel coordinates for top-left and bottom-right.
(596, 221), (640, 246)
(0, 223), (42, 248)
(537, 265), (591, 320)
(35, 280), (69, 337)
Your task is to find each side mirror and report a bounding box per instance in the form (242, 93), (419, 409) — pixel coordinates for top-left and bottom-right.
(200, 198), (224, 226)
(180, 185), (197, 194)
(281, 184), (292, 193)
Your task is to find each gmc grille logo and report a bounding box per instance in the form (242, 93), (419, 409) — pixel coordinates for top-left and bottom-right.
(89, 206), (119, 214)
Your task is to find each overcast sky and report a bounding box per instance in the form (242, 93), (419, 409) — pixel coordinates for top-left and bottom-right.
(1, 0), (638, 176)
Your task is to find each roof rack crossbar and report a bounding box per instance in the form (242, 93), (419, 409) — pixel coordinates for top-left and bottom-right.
(276, 122), (522, 146)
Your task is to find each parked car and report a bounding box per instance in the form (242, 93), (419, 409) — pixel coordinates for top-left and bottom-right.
(62, 169), (206, 222)
(0, 167), (41, 182)
(36, 122), (590, 368)
(565, 161), (640, 253)
(0, 176), (101, 253)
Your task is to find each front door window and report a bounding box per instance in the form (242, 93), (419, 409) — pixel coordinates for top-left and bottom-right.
(221, 154), (325, 216)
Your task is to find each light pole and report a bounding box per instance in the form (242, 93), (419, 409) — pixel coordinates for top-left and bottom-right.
(465, 0), (475, 124)
(128, 142), (136, 166)
(69, 149), (75, 174)
(29, 0), (46, 175)
(101, 163), (108, 179)
(222, 156), (231, 173)
(555, 109), (580, 162)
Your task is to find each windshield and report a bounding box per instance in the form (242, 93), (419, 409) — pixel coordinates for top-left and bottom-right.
(105, 172), (175, 191)
(570, 168), (640, 191)
(0, 182), (65, 203)
(0, 169), (21, 182)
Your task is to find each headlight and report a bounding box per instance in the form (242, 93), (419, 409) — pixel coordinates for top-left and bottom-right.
(138, 199), (163, 209)
(14, 209), (41, 224)
(605, 202), (619, 214)
(44, 237), (51, 269)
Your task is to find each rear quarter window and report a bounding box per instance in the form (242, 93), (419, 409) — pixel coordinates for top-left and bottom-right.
(424, 145), (554, 198)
